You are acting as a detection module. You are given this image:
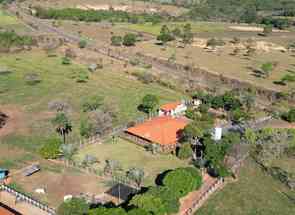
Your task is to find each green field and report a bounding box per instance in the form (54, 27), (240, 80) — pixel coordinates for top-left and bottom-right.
(0, 50), (184, 149)
(0, 8), (18, 26)
(76, 138), (189, 186)
(197, 159), (295, 215)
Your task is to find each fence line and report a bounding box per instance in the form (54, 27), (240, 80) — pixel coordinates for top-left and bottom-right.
(0, 184), (56, 215)
(182, 178), (224, 215)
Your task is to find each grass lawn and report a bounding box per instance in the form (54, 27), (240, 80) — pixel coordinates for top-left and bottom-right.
(0, 8), (18, 26)
(271, 157), (295, 173)
(197, 159), (295, 215)
(0, 50), (185, 148)
(75, 138), (189, 186)
(118, 22), (227, 35)
(0, 7), (29, 33)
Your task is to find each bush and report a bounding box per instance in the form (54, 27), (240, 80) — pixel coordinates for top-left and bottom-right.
(78, 40), (87, 48)
(62, 57), (71, 65)
(207, 38), (225, 47)
(57, 197), (89, 215)
(111, 35), (122, 46)
(123, 33), (137, 46)
(177, 143), (192, 160)
(24, 73), (41, 85)
(39, 138), (62, 159)
(282, 109), (295, 122)
(163, 167), (202, 198)
(82, 95), (104, 112)
(132, 71), (155, 84)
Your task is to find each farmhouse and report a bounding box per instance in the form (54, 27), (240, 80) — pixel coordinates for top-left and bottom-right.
(159, 101), (187, 117)
(125, 116), (188, 152)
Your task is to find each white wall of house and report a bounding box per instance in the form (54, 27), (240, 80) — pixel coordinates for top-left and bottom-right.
(159, 103), (187, 116)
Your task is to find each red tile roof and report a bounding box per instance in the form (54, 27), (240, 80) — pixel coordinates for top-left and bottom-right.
(0, 203), (18, 215)
(126, 116), (188, 145)
(160, 102), (182, 112)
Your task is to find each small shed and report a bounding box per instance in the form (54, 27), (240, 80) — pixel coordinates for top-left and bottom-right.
(23, 164), (40, 177)
(0, 169), (8, 180)
(105, 183), (138, 202)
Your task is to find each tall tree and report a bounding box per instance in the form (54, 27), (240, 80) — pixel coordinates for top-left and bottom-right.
(51, 112), (72, 144)
(141, 94), (159, 117)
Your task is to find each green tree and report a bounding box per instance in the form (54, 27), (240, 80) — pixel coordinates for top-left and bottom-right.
(177, 143), (193, 160)
(39, 137), (62, 159)
(157, 25), (174, 45)
(123, 33), (137, 46)
(162, 167), (202, 198)
(263, 25), (273, 36)
(147, 186), (180, 214)
(90, 207), (127, 215)
(261, 62), (273, 78)
(60, 144), (77, 166)
(127, 208), (149, 215)
(244, 128), (257, 144)
(182, 23), (194, 46)
(111, 35), (122, 46)
(51, 112), (72, 144)
(140, 94), (159, 117)
(78, 40), (87, 48)
(282, 109), (295, 122)
(57, 197), (89, 215)
(129, 193), (166, 215)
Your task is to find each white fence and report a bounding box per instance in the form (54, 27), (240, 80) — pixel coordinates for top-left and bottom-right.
(0, 184), (56, 215)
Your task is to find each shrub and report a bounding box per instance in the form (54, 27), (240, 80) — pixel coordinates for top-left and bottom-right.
(123, 33), (137, 46)
(207, 38), (225, 47)
(163, 167), (202, 198)
(111, 35), (122, 46)
(78, 40), (87, 48)
(24, 73), (41, 85)
(177, 143), (192, 160)
(282, 109), (295, 122)
(132, 71), (155, 84)
(82, 95), (104, 112)
(39, 138), (62, 159)
(263, 25), (273, 36)
(73, 70), (89, 83)
(57, 197), (89, 215)
(62, 57), (71, 65)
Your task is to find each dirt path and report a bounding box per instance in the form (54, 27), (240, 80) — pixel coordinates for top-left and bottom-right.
(0, 105), (28, 138)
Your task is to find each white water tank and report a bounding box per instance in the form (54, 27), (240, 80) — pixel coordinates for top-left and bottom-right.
(212, 127), (222, 141)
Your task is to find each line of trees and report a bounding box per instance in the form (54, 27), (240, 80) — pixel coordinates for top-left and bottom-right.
(34, 7), (167, 24)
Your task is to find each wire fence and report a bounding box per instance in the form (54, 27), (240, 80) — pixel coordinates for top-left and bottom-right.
(0, 184), (56, 215)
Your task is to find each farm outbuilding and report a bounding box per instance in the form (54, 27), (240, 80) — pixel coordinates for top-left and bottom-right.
(125, 116), (188, 152)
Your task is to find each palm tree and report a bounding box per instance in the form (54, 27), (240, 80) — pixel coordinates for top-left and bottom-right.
(52, 112), (72, 144)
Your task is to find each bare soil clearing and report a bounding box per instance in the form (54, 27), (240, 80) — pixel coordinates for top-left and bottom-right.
(0, 105), (28, 137)
(229, 26), (290, 33)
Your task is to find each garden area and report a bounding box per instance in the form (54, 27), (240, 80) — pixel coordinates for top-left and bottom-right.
(75, 137), (189, 186)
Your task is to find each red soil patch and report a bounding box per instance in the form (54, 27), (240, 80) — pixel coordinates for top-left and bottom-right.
(0, 105), (28, 138)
